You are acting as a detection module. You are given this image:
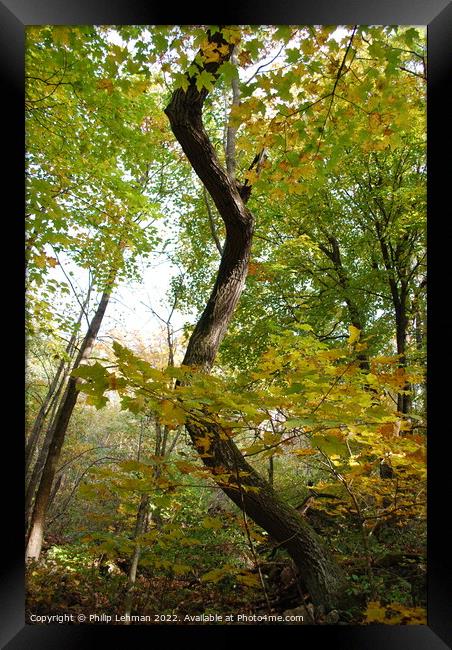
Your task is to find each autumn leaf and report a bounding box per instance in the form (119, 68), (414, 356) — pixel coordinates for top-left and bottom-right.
(159, 399), (186, 428)
(201, 516), (222, 530)
(348, 325), (361, 345)
(97, 79), (114, 94)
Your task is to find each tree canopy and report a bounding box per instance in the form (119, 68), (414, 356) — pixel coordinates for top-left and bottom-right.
(25, 24), (426, 626)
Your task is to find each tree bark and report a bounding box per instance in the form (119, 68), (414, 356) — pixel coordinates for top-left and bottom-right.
(26, 308), (83, 473)
(123, 493), (149, 623)
(378, 230), (411, 414)
(320, 234), (370, 372)
(25, 361), (70, 529)
(165, 28), (348, 610)
(225, 45), (240, 180)
(26, 286), (113, 561)
(26, 356), (67, 476)
(395, 299), (411, 414)
(25, 305), (84, 521)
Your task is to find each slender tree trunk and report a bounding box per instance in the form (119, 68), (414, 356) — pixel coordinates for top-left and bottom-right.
(268, 456), (274, 486)
(123, 493), (149, 623)
(225, 45), (240, 180)
(378, 232), (411, 414)
(165, 28), (349, 610)
(395, 299), (411, 414)
(26, 293), (89, 516)
(26, 357), (66, 474)
(25, 333), (80, 514)
(48, 473), (63, 509)
(124, 414), (172, 620)
(25, 311), (83, 475)
(26, 287), (113, 561)
(321, 235), (370, 372)
(124, 311), (177, 619)
(25, 361), (70, 528)
(413, 297), (426, 414)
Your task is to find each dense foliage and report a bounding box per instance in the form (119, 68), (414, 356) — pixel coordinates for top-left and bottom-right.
(26, 24), (426, 626)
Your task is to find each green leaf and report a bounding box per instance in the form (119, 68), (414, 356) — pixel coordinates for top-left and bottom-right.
(200, 566), (231, 583)
(173, 72), (189, 92)
(195, 70), (215, 92)
(218, 60), (239, 84)
(72, 362), (108, 386)
(274, 26), (292, 42)
(201, 516), (223, 530)
(311, 433), (348, 457)
(283, 417), (318, 429)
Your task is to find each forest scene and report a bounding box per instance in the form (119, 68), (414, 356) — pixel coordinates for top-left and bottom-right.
(25, 24), (427, 626)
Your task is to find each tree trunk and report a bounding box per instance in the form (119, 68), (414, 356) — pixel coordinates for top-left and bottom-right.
(225, 45), (240, 180)
(26, 287), (113, 561)
(25, 297), (87, 475)
(321, 235), (370, 372)
(25, 333), (82, 525)
(395, 300), (411, 414)
(124, 413), (174, 620)
(268, 456), (274, 486)
(26, 356), (67, 475)
(25, 362), (70, 529)
(123, 493), (149, 623)
(165, 28), (348, 610)
(378, 231), (411, 415)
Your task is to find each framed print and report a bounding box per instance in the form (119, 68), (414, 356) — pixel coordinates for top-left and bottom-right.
(2, 0), (451, 647)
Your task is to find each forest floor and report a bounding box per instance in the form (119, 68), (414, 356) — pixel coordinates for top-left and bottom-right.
(26, 523), (426, 626)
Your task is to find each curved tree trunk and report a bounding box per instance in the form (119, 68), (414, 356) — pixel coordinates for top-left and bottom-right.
(164, 27), (348, 610)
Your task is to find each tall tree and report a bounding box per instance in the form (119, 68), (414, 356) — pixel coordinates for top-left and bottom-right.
(25, 290), (89, 522)
(164, 26), (348, 610)
(26, 272), (115, 560)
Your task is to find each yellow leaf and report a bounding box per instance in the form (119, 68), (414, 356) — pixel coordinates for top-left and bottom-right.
(108, 374), (118, 391)
(159, 400), (186, 428)
(365, 600), (387, 623)
(127, 80), (149, 97)
(34, 253), (47, 268)
(173, 563), (190, 575)
(291, 448), (316, 456)
(372, 355), (398, 364)
(301, 39), (315, 56)
(200, 566), (231, 583)
(263, 431), (281, 446)
(199, 40), (221, 63)
(201, 516), (222, 530)
(97, 79), (114, 94)
(236, 571), (260, 587)
(221, 28), (241, 45)
(348, 325), (361, 345)
(175, 461), (197, 474)
(52, 26), (71, 47)
(243, 169), (259, 184)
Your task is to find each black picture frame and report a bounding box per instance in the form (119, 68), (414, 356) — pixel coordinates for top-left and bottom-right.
(2, 0), (451, 647)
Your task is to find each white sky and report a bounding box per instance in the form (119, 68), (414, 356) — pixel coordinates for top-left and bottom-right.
(106, 257), (188, 339)
(46, 245), (189, 352)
